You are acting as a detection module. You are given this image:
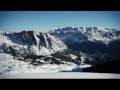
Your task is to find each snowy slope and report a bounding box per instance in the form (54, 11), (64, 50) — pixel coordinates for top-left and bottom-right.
(0, 31), (67, 56)
(0, 53), (79, 75)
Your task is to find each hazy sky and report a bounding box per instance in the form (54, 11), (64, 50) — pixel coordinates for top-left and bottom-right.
(0, 11), (120, 32)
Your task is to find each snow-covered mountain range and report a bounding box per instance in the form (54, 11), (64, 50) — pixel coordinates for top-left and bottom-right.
(0, 31), (67, 56)
(49, 27), (120, 56)
(49, 27), (120, 44)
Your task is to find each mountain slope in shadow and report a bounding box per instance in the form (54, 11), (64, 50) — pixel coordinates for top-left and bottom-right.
(83, 59), (120, 74)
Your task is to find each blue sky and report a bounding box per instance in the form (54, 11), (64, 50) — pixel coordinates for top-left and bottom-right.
(0, 11), (120, 32)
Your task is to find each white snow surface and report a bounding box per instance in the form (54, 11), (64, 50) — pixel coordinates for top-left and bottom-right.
(1, 72), (120, 79)
(69, 54), (78, 59)
(0, 53), (79, 75)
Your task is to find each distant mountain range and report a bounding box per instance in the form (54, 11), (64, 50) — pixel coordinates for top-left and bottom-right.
(49, 27), (120, 56)
(0, 27), (120, 59)
(49, 27), (120, 44)
(0, 27), (120, 58)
